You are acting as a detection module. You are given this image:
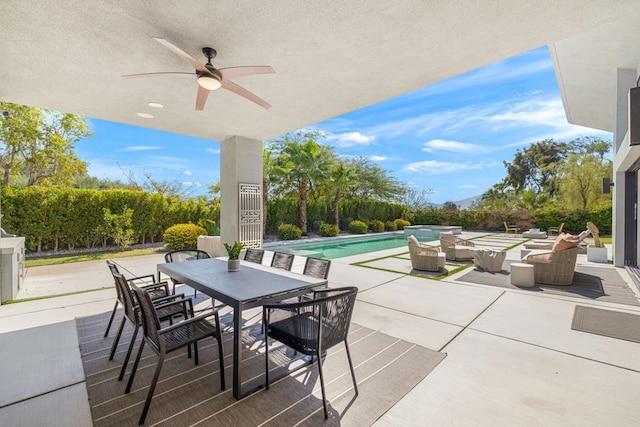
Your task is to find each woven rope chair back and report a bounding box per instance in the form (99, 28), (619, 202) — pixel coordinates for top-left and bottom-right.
(315, 287), (357, 350)
(303, 257), (331, 279)
(165, 249), (210, 263)
(270, 252), (295, 270)
(106, 260), (124, 303)
(244, 248), (265, 264)
(112, 272), (138, 325)
(130, 282), (163, 351)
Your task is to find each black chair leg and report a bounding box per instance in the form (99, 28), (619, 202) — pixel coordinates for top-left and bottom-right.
(104, 301), (119, 337)
(109, 316), (126, 361)
(194, 341), (199, 365)
(344, 340), (358, 396)
(139, 355), (164, 425)
(316, 351), (329, 419)
(214, 314), (226, 390)
(126, 339), (145, 394)
(118, 326), (139, 381)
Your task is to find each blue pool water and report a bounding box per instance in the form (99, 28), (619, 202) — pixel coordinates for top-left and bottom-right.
(266, 231), (435, 259)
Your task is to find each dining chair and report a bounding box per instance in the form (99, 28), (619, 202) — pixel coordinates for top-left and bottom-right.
(244, 247), (265, 264)
(263, 286), (359, 419)
(104, 260), (172, 337)
(126, 282), (226, 425)
(270, 252), (295, 271)
(302, 257), (331, 279)
(164, 249), (211, 295)
(109, 272), (189, 382)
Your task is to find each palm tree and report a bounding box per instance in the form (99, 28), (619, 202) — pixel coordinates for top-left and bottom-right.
(271, 131), (330, 234)
(330, 161), (358, 227)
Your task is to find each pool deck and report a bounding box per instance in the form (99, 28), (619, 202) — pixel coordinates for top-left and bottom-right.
(2, 231), (640, 425)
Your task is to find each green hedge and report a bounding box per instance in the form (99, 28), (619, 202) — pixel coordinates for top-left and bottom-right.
(278, 223), (302, 240)
(163, 224), (207, 250)
(0, 186), (218, 253)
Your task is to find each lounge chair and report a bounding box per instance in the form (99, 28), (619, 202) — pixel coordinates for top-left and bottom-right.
(547, 222), (564, 236)
(439, 232), (475, 261)
(524, 228), (590, 250)
(504, 222), (520, 236)
(407, 235), (445, 271)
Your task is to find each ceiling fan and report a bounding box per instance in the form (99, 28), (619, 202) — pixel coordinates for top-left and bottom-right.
(123, 37), (275, 110)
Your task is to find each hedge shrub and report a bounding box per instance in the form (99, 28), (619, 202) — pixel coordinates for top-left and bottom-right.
(385, 220), (398, 231)
(369, 219), (385, 232)
(394, 218), (411, 230)
(349, 220), (368, 234)
(318, 223), (340, 237)
(278, 224), (302, 240)
(163, 223), (207, 250)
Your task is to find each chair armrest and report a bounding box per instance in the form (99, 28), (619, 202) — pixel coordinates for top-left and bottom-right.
(129, 273), (157, 283)
(526, 251), (553, 263)
(158, 309), (219, 334)
(139, 281), (170, 295)
(153, 296), (194, 316)
(152, 293), (186, 304)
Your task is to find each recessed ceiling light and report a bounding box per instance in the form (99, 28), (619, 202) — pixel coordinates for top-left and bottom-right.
(136, 112), (154, 119)
(148, 102), (163, 108)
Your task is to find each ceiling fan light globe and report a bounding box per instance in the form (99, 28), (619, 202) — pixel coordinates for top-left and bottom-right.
(197, 74), (221, 91)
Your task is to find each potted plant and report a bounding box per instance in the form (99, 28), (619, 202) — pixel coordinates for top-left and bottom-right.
(224, 241), (244, 271)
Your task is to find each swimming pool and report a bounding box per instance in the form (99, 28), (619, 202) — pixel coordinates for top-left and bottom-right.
(264, 232), (436, 259)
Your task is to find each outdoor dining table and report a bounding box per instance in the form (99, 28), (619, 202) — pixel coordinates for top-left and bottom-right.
(157, 257), (327, 399)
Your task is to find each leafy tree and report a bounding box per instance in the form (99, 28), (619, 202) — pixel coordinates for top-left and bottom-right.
(558, 152), (612, 209)
(442, 201), (459, 211)
(502, 139), (568, 196)
(347, 156), (406, 202)
(0, 101), (91, 187)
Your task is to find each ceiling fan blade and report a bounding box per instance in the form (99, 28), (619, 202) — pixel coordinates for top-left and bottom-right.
(221, 80), (271, 109)
(153, 37), (210, 74)
(195, 85), (210, 111)
(218, 66), (275, 80)
(122, 72), (194, 78)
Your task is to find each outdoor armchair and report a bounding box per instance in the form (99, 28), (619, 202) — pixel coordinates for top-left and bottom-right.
(105, 259), (172, 337)
(503, 222), (520, 236)
(127, 282), (225, 425)
(263, 286), (358, 419)
(523, 246), (579, 286)
(439, 232), (475, 261)
(108, 271), (189, 382)
(547, 222), (565, 236)
(164, 249), (211, 295)
(407, 235), (445, 271)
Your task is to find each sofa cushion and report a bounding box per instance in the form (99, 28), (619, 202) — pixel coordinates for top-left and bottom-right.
(551, 233), (580, 251)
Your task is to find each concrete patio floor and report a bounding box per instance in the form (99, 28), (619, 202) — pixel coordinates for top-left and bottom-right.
(1, 232), (639, 426)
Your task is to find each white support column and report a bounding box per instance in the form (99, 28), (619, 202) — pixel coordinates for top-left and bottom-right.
(220, 136), (263, 248)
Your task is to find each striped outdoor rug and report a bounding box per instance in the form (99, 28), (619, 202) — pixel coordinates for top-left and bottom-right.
(76, 310), (446, 426)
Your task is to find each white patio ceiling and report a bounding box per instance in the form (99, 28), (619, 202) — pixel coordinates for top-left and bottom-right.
(0, 0), (637, 142)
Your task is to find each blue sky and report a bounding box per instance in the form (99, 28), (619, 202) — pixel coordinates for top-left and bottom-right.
(77, 45), (610, 204)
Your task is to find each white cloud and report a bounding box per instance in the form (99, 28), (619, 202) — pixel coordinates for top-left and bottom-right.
(205, 148), (220, 154)
(369, 155), (388, 162)
(182, 182), (202, 187)
(124, 145), (162, 151)
(331, 132), (375, 147)
(421, 139), (486, 153)
(182, 170), (192, 176)
(403, 160), (497, 174)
